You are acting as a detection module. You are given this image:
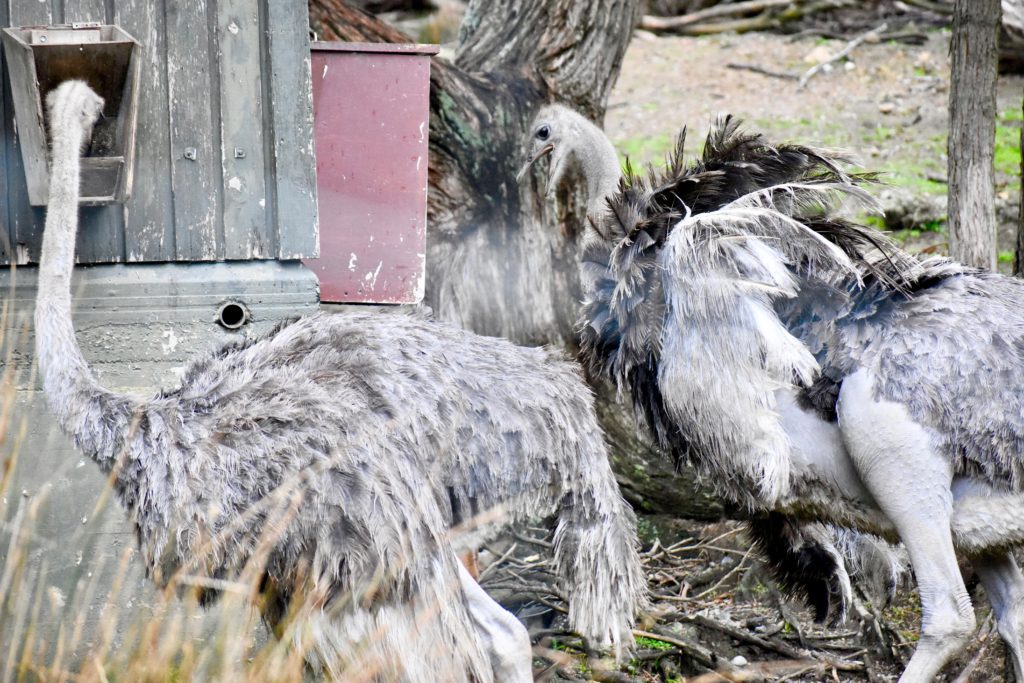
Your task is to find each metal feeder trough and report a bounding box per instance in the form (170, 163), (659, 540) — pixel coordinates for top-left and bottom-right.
(1, 23), (141, 206)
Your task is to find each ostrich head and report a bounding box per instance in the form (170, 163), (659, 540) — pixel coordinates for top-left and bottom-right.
(517, 104), (578, 193)
(517, 104), (621, 222)
(45, 80), (104, 153)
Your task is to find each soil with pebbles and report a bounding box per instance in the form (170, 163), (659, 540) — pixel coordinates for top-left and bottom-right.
(606, 28), (1024, 269)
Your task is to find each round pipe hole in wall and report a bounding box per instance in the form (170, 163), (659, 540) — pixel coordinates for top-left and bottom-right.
(217, 301), (250, 330)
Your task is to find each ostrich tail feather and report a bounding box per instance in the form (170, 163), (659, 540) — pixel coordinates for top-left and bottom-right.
(552, 465), (648, 659)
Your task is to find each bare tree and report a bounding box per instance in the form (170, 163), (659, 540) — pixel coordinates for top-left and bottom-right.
(948, 0), (1001, 270)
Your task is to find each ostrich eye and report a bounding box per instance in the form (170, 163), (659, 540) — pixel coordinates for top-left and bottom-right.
(536, 125), (550, 141)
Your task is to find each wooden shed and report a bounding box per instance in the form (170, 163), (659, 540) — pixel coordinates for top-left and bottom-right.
(0, 0), (318, 266)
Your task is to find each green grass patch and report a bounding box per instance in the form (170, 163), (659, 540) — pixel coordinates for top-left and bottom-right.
(616, 133), (674, 167)
(635, 635), (676, 651)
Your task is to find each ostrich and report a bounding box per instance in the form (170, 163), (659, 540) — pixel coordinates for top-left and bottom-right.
(521, 104), (1024, 682)
(36, 81), (645, 682)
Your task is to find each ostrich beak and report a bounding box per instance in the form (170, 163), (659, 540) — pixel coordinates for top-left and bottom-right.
(515, 143), (554, 182)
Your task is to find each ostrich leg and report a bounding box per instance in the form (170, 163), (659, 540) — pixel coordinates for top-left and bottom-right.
(458, 562), (533, 682)
(838, 369), (976, 682)
(975, 554), (1024, 680)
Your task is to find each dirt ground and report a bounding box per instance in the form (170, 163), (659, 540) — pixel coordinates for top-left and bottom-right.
(606, 27), (1024, 269)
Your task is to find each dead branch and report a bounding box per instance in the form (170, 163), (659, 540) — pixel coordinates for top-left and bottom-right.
(631, 628), (719, 670)
(640, 0), (796, 31)
(640, 0), (855, 35)
(681, 613), (866, 672)
(898, 0), (954, 15)
(726, 63), (800, 80)
(799, 22), (889, 89)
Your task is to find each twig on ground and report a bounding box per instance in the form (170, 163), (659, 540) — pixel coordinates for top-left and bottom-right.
(682, 612), (865, 672)
(727, 63), (800, 80)
(799, 22), (889, 89)
(951, 613), (995, 683)
(775, 662), (825, 681)
(697, 546), (754, 598)
(477, 542), (518, 581)
(897, 0), (954, 16)
(632, 628), (719, 670)
(512, 531), (552, 549)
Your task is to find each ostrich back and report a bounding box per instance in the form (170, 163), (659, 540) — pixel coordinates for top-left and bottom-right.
(811, 262), (1024, 489)
(100, 308), (640, 654)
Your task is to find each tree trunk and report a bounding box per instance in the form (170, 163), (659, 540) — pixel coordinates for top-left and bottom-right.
(948, 0), (1001, 271)
(1016, 96), (1024, 276)
(309, 0), (726, 521)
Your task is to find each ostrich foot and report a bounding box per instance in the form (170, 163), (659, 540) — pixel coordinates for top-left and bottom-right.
(976, 553), (1024, 681)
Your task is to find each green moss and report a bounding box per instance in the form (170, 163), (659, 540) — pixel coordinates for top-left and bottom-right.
(999, 249), (1016, 264)
(635, 635), (676, 651)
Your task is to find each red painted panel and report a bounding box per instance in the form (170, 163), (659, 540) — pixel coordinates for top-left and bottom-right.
(305, 43), (437, 303)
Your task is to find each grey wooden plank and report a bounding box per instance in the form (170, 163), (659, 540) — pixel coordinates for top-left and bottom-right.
(64, 1), (106, 24)
(0, 1), (10, 264)
(9, 1), (53, 25)
(165, 0), (220, 261)
(218, 0), (269, 259)
(263, 0), (318, 259)
(114, 0), (176, 261)
(66, 0), (127, 263)
(6, 2), (51, 263)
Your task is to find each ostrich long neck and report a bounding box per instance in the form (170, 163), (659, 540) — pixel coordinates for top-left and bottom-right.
(34, 89), (131, 468)
(573, 119), (622, 221)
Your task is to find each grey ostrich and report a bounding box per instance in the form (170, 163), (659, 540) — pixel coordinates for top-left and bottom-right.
(521, 104), (1024, 682)
(36, 82), (645, 682)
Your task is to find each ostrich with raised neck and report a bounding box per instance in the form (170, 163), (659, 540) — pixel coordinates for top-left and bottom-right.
(518, 104), (621, 230)
(521, 104), (1024, 682)
(35, 81), (645, 682)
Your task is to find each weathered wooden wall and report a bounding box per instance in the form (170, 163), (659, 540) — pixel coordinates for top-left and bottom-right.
(0, 0), (318, 265)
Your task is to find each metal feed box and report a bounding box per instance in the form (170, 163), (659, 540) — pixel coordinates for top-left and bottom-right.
(305, 42), (438, 304)
(1, 24), (141, 205)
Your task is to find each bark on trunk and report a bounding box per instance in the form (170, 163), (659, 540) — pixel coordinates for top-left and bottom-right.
(309, 0), (726, 521)
(948, 0), (1001, 271)
(1016, 96), (1024, 276)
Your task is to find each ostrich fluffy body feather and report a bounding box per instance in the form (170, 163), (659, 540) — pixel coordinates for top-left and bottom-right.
(36, 81), (645, 681)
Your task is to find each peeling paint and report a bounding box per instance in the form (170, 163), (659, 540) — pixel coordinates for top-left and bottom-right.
(348, 253), (358, 271)
(161, 328), (179, 354)
(363, 261), (383, 290)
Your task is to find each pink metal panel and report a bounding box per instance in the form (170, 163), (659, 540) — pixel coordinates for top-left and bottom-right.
(305, 42), (438, 303)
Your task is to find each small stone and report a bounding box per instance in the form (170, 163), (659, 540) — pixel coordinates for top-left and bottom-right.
(879, 102), (896, 114)
(844, 61), (856, 72)
(804, 45), (832, 64)
(731, 655), (749, 667)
